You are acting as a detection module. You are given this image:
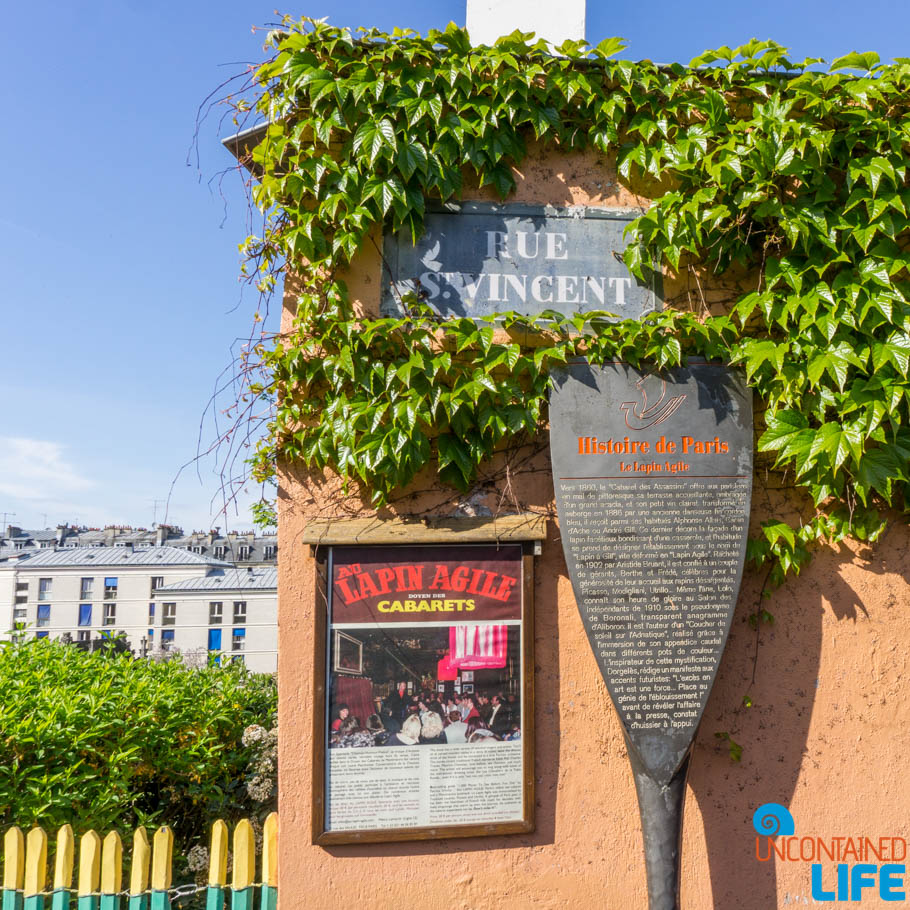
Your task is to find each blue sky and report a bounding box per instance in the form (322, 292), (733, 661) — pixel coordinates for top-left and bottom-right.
(1, 1), (907, 534)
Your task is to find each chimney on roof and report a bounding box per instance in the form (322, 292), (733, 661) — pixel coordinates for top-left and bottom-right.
(155, 526), (167, 547)
(6, 526), (21, 540)
(55, 525), (67, 546)
(466, 0), (585, 47)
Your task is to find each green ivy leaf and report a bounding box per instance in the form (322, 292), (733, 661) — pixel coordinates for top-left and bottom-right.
(242, 22), (910, 568)
(758, 410), (809, 454)
(830, 51), (881, 72)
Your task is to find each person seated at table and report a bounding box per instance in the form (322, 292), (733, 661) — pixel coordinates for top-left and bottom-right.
(382, 713), (422, 746)
(419, 711), (446, 745)
(488, 695), (512, 737)
(443, 710), (468, 744)
(366, 713), (389, 746)
(336, 716), (375, 748)
(461, 695), (481, 724)
(330, 704), (350, 733)
(417, 699), (434, 723)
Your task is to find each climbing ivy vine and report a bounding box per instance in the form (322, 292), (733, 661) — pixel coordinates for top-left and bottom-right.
(231, 17), (910, 585)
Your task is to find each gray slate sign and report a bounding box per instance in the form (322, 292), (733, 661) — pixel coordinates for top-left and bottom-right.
(381, 202), (660, 320)
(550, 362), (753, 784)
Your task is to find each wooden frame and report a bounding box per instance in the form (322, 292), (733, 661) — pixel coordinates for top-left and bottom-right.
(310, 541), (536, 845)
(331, 630), (363, 675)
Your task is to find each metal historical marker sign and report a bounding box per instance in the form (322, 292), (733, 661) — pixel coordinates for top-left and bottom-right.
(549, 361), (753, 910)
(381, 202), (660, 320)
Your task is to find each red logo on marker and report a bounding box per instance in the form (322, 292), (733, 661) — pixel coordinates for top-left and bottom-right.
(620, 375), (686, 429)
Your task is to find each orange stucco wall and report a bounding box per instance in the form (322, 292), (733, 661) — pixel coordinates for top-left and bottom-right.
(277, 145), (910, 909)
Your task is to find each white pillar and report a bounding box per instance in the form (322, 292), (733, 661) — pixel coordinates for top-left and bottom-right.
(466, 0), (586, 47)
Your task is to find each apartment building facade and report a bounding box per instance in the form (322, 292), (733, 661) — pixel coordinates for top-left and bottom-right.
(152, 567), (277, 670)
(0, 544), (278, 672)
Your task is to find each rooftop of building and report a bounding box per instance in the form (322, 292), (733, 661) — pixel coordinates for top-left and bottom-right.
(0, 525), (277, 562)
(2, 546), (233, 570)
(0, 546), (36, 562)
(154, 566), (278, 593)
(7, 529), (57, 542)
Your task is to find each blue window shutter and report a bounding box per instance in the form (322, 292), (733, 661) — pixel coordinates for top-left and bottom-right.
(36, 631), (49, 639)
(37, 605), (50, 621)
(161, 629), (175, 643)
(208, 629), (222, 651)
(78, 604), (92, 626)
(104, 577), (117, 586)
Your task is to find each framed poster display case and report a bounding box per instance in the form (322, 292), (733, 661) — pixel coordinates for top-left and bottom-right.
(311, 540), (536, 844)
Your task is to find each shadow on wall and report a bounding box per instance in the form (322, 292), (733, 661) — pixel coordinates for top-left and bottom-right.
(691, 514), (909, 909)
(296, 441), (909, 905)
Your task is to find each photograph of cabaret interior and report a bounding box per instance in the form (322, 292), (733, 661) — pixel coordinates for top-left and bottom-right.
(327, 624), (522, 748)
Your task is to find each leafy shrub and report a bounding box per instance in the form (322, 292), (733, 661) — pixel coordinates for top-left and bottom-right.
(0, 637), (277, 843)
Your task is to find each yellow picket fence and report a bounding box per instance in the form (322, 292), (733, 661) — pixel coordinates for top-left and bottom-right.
(1, 813), (277, 910)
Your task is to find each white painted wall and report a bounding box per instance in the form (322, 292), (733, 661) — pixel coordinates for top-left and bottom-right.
(0, 567), (16, 631)
(0, 565), (210, 640)
(466, 0), (585, 47)
(0, 563), (277, 672)
(155, 591), (277, 673)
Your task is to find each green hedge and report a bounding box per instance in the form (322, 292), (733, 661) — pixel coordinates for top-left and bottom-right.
(0, 638), (277, 841)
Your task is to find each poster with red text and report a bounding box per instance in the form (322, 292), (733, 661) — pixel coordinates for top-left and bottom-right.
(322, 544), (527, 836)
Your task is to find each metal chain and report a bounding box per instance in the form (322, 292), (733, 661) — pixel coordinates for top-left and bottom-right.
(169, 883), (208, 900)
(26, 882), (208, 898)
(26, 882), (268, 899)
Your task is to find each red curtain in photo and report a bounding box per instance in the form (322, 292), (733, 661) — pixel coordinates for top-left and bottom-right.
(334, 676), (374, 726)
(437, 654), (458, 680)
(449, 624), (508, 669)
